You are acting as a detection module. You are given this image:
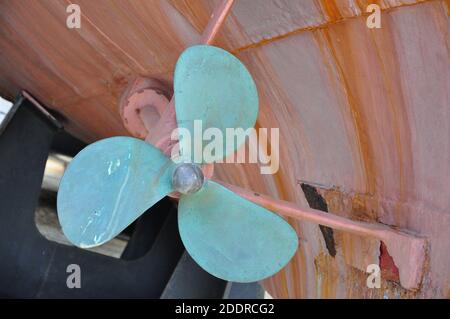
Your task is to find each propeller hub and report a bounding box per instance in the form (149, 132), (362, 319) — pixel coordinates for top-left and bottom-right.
(172, 163), (205, 194)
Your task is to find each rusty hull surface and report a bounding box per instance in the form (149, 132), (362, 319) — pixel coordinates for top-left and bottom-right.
(0, 0), (449, 298)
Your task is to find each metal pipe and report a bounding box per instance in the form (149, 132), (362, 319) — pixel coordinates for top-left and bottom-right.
(200, 0), (235, 45)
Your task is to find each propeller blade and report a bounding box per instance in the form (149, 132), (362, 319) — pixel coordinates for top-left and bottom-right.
(178, 180), (298, 282)
(174, 45), (259, 164)
(57, 136), (175, 248)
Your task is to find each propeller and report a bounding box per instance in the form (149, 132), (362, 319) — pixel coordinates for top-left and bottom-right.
(57, 45), (298, 282)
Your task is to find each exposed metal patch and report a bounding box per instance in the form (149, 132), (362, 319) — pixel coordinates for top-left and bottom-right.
(300, 183), (337, 257)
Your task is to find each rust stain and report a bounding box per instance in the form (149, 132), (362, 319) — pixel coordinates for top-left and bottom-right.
(320, 187), (378, 222)
(355, 0), (379, 12)
(232, 1), (434, 54)
(291, 247), (307, 297)
(379, 241), (400, 282)
(265, 265), (291, 298)
(366, 17), (416, 225)
(319, 0), (343, 22)
(345, 266), (420, 298)
(255, 116), (290, 202)
(314, 251), (339, 298)
(321, 28), (377, 196)
(254, 117), (300, 298)
(232, 21), (343, 55)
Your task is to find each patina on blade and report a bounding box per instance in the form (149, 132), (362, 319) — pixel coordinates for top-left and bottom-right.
(57, 136), (175, 248)
(174, 45), (259, 164)
(178, 180), (298, 282)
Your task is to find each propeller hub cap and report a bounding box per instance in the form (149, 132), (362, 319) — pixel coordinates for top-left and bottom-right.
(172, 163), (204, 194)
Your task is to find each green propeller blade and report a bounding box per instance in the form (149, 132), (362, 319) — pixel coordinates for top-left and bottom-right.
(57, 136), (175, 248)
(174, 45), (259, 164)
(178, 180), (298, 282)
